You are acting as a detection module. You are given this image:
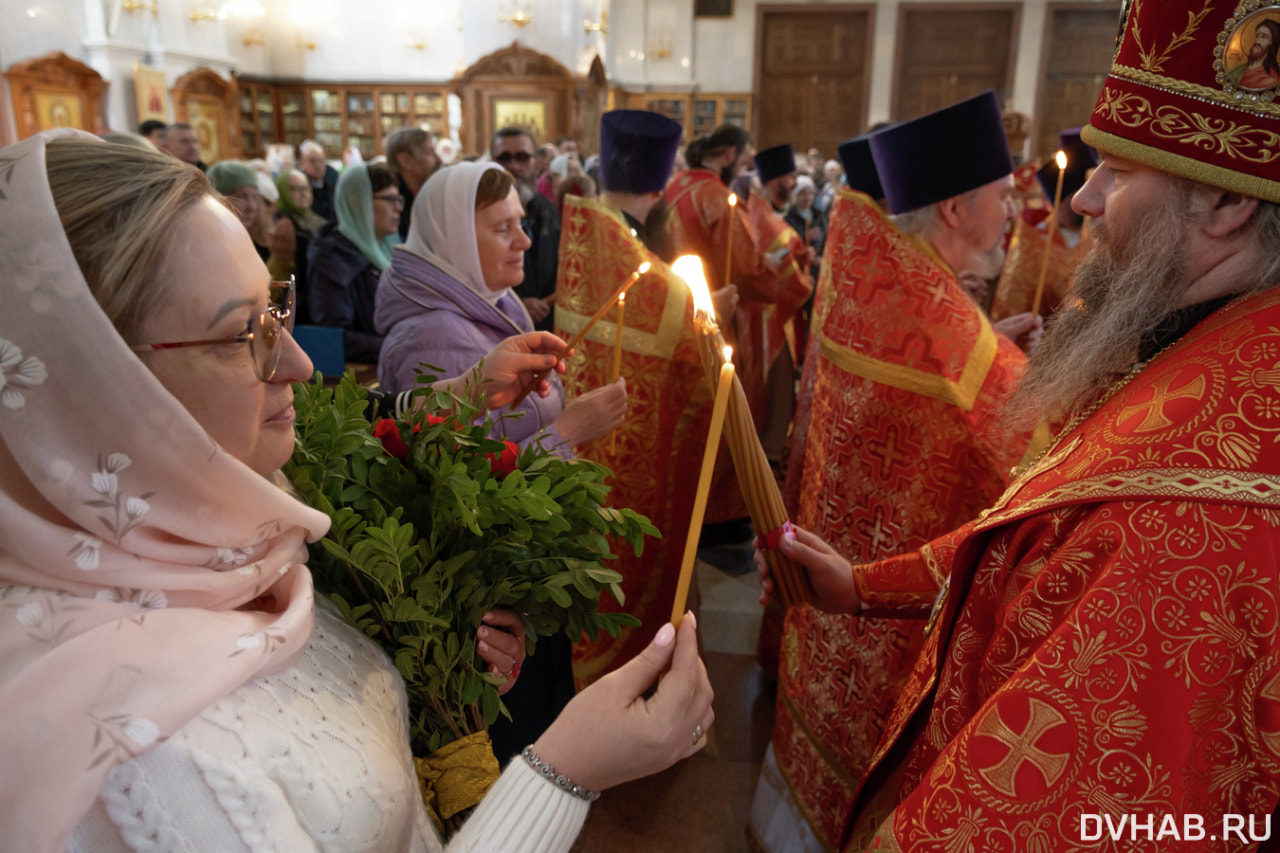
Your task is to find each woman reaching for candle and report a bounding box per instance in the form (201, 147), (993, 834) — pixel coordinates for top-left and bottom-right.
(375, 162), (632, 762)
(376, 162), (627, 458)
(0, 131), (713, 853)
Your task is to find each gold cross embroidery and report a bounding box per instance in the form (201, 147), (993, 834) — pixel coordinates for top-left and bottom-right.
(1116, 372), (1206, 433)
(974, 697), (1071, 798)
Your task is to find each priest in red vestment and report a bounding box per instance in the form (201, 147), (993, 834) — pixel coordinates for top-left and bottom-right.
(662, 125), (769, 528)
(738, 143), (814, 459)
(990, 129), (1097, 322)
(752, 95), (1038, 853)
(556, 109), (717, 686)
(760, 0), (1280, 846)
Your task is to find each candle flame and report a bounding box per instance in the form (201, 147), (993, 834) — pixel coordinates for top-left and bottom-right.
(723, 345), (732, 362)
(1055, 150), (1067, 170)
(728, 192), (738, 207)
(637, 261), (651, 275)
(672, 254), (715, 317)
(619, 291), (626, 305)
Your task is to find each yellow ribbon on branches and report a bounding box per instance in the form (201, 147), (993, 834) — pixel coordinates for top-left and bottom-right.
(415, 730), (501, 826)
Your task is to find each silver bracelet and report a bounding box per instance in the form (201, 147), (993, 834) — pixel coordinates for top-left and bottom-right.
(521, 745), (601, 802)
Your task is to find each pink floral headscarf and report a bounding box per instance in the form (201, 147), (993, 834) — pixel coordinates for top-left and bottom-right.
(0, 131), (329, 851)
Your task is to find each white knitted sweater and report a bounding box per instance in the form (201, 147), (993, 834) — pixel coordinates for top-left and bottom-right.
(67, 601), (589, 852)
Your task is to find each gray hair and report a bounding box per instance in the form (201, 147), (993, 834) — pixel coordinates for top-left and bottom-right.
(1247, 199), (1280, 293)
(891, 186), (984, 240)
(384, 127), (431, 177)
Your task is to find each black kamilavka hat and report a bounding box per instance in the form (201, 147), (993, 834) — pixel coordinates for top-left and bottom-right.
(836, 134), (884, 201)
(869, 90), (1013, 214)
(599, 109), (683, 194)
(754, 144), (796, 184)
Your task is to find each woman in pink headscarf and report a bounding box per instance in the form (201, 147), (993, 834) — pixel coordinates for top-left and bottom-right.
(0, 131), (714, 853)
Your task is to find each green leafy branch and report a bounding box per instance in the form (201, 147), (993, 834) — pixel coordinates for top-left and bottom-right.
(285, 371), (655, 755)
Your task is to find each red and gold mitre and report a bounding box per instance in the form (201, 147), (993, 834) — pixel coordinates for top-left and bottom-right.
(1084, 0), (1280, 200)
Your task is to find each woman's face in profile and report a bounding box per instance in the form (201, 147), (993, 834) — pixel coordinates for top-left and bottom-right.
(134, 197), (313, 475)
(475, 187), (532, 293)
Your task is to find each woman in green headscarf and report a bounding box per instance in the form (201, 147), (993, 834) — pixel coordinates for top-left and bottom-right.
(277, 168), (327, 239)
(274, 169), (329, 320)
(306, 162), (402, 363)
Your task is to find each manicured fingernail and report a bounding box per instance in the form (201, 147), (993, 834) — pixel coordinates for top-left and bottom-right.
(687, 611), (698, 630)
(654, 623), (675, 647)
(784, 528), (796, 543)
(479, 641), (490, 653)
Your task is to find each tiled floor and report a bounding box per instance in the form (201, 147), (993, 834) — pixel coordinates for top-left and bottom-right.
(572, 539), (775, 852)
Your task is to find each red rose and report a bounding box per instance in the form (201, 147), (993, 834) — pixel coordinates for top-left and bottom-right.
(372, 418), (409, 461)
(488, 440), (520, 477)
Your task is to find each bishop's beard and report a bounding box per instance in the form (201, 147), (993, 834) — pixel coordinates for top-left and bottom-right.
(1003, 192), (1196, 433)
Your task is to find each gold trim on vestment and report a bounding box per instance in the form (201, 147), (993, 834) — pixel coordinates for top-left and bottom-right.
(1109, 63), (1280, 118)
(1083, 117), (1280, 203)
(555, 198), (687, 361)
(977, 466), (1280, 531)
(817, 317), (998, 412)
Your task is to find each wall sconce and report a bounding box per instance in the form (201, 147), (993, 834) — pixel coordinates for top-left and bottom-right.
(498, 1), (531, 28)
(647, 30), (673, 60)
(241, 28), (265, 46)
(189, 0), (261, 22)
(584, 10), (608, 34)
(123, 0), (158, 14)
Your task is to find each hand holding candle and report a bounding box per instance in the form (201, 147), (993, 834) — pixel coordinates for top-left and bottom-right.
(670, 345), (734, 628)
(509, 261), (651, 409)
(1031, 149), (1068, 317)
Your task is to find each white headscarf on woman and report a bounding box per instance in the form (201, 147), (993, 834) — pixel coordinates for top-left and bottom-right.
(0, 130), (326, 851)
(402, 160), (511, 305)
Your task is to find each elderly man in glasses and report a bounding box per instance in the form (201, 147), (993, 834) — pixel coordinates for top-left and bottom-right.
(492, 126), (561, 332)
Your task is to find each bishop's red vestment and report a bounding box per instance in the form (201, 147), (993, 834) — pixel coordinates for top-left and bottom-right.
(845, 288), (1280, 850)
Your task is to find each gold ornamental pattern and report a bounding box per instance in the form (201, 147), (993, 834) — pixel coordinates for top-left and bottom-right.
(1128, 0), (1216, 72)
(861, 501), (1280, 852)
(978, 295), (1280, 531)
(843, 289), (1280, 851)
(1094, 87), (1280, 163)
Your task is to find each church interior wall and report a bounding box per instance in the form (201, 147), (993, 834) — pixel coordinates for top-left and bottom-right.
(1, 0), (1114, 156)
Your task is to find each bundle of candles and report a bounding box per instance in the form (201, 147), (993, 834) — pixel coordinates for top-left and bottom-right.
(669, 254), (811, 618)
(508, 252), (811, 627)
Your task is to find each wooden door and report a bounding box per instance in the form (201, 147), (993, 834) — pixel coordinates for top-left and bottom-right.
(891, 4), (1020, 121)
(1034, 4), (1116, 161)
(754, 5), (874, 156)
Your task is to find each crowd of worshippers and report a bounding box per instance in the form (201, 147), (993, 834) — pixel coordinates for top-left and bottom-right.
(122, 119), (853, 365)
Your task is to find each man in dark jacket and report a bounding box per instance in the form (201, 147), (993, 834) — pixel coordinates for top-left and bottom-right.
(385, 127), (441, 240)
(492, 126), (560, 332)
(299, 139), (340, 223)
